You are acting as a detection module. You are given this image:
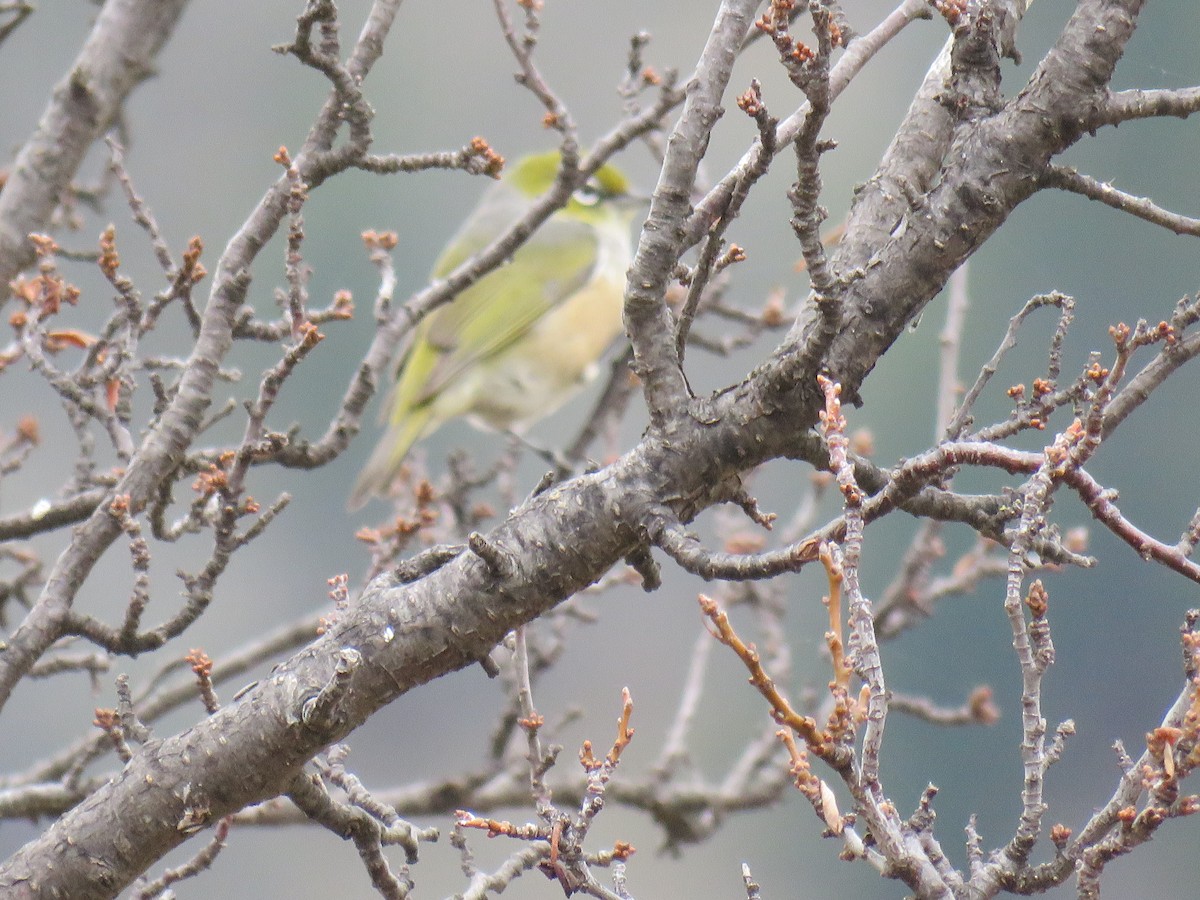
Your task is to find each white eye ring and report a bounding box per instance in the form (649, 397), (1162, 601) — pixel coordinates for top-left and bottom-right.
(573, 184), (600, 206)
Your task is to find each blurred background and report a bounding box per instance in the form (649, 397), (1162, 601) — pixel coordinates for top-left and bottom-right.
(1, 1), (1199, 896)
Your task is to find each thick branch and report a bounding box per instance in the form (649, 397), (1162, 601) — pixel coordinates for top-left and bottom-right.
(0, 0), (190, 290)
(624, 0), (758, 424)
(1, 3), (1185, 897)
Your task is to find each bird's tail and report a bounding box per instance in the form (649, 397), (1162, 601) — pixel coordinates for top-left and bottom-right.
(347, 410), (431, 510)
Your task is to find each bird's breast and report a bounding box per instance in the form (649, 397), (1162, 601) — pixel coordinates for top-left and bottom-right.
(470, 272), (626, 429)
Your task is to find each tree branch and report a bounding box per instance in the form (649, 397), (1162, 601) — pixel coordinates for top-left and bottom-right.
(0, 0), (191, 290)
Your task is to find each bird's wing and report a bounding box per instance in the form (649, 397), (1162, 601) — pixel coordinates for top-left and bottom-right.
(411, 212), (600, 405)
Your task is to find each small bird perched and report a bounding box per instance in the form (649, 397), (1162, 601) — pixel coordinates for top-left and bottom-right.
(350, 151), (640, 508)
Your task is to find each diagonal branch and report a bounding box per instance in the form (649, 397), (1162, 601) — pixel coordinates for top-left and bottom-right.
(624, 0), (760, 426)
(0, 0), (191, 290)
(1041, 165), (1200, 236)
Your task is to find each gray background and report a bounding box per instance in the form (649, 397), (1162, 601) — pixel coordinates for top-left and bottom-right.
(1, 1), (1198, 896)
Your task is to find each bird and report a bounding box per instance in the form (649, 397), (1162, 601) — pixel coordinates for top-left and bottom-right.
(350, 150), (640, 508)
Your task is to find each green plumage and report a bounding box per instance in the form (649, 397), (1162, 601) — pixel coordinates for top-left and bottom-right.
(350, 152), (637, 507)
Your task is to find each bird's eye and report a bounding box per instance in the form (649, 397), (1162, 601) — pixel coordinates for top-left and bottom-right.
(573, 183), (601, 206)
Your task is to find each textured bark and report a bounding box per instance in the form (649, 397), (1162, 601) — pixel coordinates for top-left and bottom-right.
(0, 1), (1177, 897)
(0, 0), (191, 290)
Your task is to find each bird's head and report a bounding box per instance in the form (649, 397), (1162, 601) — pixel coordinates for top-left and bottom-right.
(506, 150), (638, 224)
